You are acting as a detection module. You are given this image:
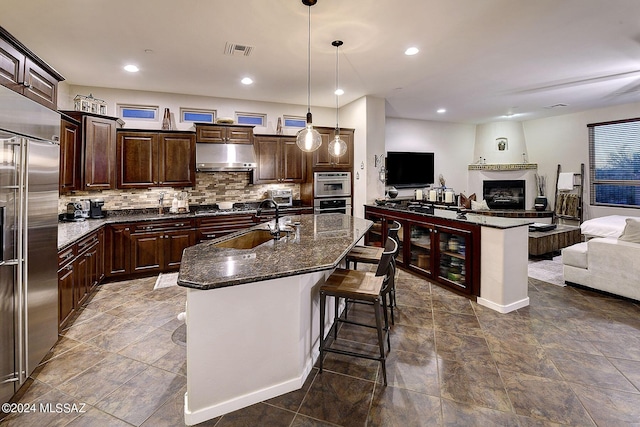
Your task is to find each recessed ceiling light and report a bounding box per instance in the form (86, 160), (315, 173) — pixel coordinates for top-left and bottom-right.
(404, 47), (419, 56)
(334, 88), (344, 96)
(124, 64), (139, 73)
(241, 77), (253, 85)
(437, 108), (446, 114)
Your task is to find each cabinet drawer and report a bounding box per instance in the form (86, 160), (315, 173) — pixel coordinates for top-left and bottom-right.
(131, 219), (194, 234)
(58, 246), (76, 269)
(77, 232), (100, 253)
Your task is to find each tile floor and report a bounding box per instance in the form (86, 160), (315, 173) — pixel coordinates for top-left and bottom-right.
(2, 270), (640, 426)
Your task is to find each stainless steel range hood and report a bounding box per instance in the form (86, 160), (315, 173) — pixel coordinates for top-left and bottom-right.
(196, 143), (257, 171)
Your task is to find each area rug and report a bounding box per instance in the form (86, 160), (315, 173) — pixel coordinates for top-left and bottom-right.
(153, 272), (179, 290)
(528, 254), (565, 286)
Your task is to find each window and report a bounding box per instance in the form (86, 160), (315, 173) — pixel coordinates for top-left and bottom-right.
(235, 112), (265, 126)
(118, 104), (159, 121)
(283, 115), (306, 128)
(180, 108), (216, 124)
(588, 118), (640, 208)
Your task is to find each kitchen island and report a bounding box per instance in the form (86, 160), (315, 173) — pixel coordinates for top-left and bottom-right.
(177, 213), (372, 425)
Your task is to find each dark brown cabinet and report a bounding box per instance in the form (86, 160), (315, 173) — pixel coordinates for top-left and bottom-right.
(364, 205), (480, 298)
(253, 135), (306, 183)
(105, 224), (131, 277)
(106, 219), (195, 278)
(0, 26), (64, 110)
(312, 127), (354, 170)
(196, 214), (256, 242)
(117, 130), (196, 188)
(195, 124), (254, 144)
(57, 229), (104, 330)
(61, 111), (123, 191)
(59, 118), (81, 192)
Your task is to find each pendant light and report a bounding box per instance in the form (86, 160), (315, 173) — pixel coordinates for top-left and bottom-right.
(296, 0), (322, 152)
(328, 40), (347, 158)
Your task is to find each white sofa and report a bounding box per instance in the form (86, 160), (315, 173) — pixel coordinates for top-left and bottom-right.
(562, 215), (640, 300)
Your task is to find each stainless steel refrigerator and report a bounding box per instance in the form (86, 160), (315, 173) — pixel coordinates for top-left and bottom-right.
(0, 85), (60, 404)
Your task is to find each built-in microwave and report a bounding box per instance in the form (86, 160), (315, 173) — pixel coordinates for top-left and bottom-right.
(267, 189), (293, 207)
(313, 172), (351, 198)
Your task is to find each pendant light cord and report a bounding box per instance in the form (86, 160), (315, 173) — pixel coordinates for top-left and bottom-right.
(335, 42), (340, 132)
(306, 5), (311, 116)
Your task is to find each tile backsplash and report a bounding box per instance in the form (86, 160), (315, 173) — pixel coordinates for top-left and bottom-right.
(59, 172), (300, 213)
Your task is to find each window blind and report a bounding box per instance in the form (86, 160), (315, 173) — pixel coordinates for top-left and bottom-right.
(588, 118), (640, 208)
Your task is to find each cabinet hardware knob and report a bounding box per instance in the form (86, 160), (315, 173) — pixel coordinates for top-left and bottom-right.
(20, 82), (32, 88)
(66, 265), (73, 271)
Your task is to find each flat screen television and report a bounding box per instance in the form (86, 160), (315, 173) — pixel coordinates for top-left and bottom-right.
(386, 151), (435, 188)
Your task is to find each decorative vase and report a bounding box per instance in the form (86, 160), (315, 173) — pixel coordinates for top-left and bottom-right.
(387, 186), (398, 199)
(534, 196), (548, 211)
(162, 108), (171, 130)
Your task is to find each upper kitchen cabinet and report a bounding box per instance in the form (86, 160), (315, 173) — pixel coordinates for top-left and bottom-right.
(0, 26), (64, 110)
(195, 124), (254, 144)
(312, 127), (354, 170)
(59, 117), (81, 192)
(61, 111), (124, 191)
(117, 130), (196, 188)
(253, 135), (306, 184)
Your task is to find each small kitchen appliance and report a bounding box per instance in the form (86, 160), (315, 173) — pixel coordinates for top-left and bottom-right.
(267, 189), (293, 207)
(65, 202), (86, 221)
(89, 199), (105, 218)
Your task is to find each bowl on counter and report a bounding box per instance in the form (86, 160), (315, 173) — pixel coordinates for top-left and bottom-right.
(217, 201), (234, 210)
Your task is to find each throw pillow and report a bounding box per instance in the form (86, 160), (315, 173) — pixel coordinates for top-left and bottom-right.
(471, 199), (490, 210)
(460, 193), (476, 209)
(618, 218), (640, 243)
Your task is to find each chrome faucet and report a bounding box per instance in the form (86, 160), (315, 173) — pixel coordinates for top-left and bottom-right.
(256, 198), (281, 238)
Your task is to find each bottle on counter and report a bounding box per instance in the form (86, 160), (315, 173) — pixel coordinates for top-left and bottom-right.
(170, 193), (178, 213)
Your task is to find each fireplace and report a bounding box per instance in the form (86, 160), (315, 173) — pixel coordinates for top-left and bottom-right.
(483, 180), (525, 210)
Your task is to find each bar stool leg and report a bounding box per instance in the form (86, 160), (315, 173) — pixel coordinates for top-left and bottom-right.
(373, 297), (387, 386)
(333, 296), (340, 339)
(319, 290), (326, 374)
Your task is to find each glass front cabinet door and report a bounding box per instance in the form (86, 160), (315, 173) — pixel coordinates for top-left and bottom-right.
(409, 224), (433, 275)
(434, 226), (472, 294)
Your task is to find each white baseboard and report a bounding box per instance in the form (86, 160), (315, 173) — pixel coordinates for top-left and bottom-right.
(477, 296), (530, 314)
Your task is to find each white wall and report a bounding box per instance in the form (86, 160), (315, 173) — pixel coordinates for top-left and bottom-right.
(384, 118), (476, 197)
(62, 85), (337, 133)
(524, 101), (640, 220)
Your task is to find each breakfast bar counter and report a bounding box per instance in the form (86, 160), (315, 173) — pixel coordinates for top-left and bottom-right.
(176, 214), (372, 425)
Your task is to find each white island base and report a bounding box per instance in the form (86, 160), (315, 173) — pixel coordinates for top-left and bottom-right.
(477, 224), (530, 313)
(184, 270), (334, 426)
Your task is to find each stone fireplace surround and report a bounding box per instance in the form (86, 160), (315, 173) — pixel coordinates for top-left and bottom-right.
(467, 163), (538, 211)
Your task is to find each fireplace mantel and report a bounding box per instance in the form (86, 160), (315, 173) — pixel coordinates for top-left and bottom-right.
(468, 163), (538, 171)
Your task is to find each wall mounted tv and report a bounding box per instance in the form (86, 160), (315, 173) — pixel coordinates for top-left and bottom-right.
(386, 151), (435, 188)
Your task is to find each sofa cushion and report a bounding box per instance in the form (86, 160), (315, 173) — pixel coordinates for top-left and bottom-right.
(619, 218), (640, 243)
(562, 242), (588, 269)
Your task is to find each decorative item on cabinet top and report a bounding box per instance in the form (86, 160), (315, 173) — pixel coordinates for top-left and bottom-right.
(74, 93), (107, 115)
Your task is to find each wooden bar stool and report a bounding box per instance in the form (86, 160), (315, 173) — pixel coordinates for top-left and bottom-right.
(319, 237), (397, 385)
(345, 220), (401, 319)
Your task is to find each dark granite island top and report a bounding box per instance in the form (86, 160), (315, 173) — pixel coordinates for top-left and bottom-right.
(181, 213), (373, 425)
(177, 213), (373, 290)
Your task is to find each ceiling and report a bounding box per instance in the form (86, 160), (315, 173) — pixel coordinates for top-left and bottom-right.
(2, 0), (640, 124)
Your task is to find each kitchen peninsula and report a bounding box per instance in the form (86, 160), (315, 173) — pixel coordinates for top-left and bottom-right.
(364, 202), (531, 313)
(177, 213), (372, 425)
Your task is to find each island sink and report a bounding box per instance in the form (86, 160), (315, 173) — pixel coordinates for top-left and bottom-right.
(213, 229), (275, 249)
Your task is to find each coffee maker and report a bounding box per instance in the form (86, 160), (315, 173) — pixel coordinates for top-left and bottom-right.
(89, 199), (105, 218)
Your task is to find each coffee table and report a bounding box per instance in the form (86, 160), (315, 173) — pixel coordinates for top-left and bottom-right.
(528, 224), (581, 257)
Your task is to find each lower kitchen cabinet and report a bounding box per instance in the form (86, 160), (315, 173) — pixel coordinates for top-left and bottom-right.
(106, 219), (195, 278)
(57, 229), (104, 330)
(196, 214), (255, 242)
(364, 205), (480, 297)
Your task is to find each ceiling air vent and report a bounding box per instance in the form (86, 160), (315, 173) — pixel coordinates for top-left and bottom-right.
(224, 43), (253, 57)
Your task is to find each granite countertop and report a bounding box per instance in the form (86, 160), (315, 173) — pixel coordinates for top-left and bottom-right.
(57, 204), (313, 250)
(365, 203), (532, 229)
(177, 214), (373, 290)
